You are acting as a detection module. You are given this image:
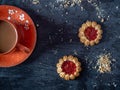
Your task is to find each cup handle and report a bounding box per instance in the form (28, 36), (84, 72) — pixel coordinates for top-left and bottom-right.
(16, 43), (30, 53)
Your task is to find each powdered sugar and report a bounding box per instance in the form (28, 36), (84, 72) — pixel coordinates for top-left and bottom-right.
(96, 53), (111, 73)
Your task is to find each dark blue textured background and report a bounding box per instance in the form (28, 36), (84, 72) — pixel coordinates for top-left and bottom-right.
(0, 0), (120, 90)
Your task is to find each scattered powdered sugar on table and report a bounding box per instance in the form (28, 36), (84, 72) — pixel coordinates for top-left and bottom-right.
(60, 0), (110, 22)
(56, 0), (82, 8)
(73, 49), (78, 55)
(36, 23), (39, 27)
(21, 0), (112, 24)
(86, 0), (108, 22)
(32, 0), (40, 5)
(52, 49), (58, 55)
(112, 82), (117, 87)
(94, 53), (116, 73)
(116, 6), (119, 10)
(69, 38), (73, 43)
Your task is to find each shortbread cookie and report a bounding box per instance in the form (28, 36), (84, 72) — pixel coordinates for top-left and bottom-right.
(78, 21), (103, 46)
(56, 55), (82, 80)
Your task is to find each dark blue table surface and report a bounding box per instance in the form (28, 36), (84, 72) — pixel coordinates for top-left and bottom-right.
(0, 0), (120, 90)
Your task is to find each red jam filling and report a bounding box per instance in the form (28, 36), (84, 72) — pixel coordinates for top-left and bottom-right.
(61, 60), (76, 75)
(84, 27), (98, 41)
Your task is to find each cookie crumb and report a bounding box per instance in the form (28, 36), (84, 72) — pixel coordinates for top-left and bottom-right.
(65, 11), (69, 15)
(113, 82), (117, 87)
(32, 0), (40, 5)
(96, 53), (112, 73)
(116, 6), (119, 10)
(36, 24), (39, 27)
(52, 50), (58, 55)
(69, 39), (73, 43)
(101, 18), (104, 22)
(73, 50), (78, 55)
(56, 0), (82, 8)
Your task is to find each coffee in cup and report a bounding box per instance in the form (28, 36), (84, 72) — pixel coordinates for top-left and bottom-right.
(0, 19), (30, 54)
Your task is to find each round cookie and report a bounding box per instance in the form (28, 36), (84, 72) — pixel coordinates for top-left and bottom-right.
(78, 21), (103, 46)
(56, 55), (82, 80)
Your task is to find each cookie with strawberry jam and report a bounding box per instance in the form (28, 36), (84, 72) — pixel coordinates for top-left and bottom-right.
(56, 55), (82, 80)
(78, 21), (103, 46)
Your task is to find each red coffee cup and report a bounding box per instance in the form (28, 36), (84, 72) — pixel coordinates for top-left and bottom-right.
(0, 19), (30, 55)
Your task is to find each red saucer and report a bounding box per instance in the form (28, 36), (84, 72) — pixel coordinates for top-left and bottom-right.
(0, 5), (37, 67)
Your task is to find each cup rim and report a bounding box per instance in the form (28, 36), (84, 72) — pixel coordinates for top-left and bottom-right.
(0, 19), (18, 55)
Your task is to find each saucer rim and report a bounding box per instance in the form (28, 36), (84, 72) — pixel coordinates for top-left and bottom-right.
(0, 5), (37, 67)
